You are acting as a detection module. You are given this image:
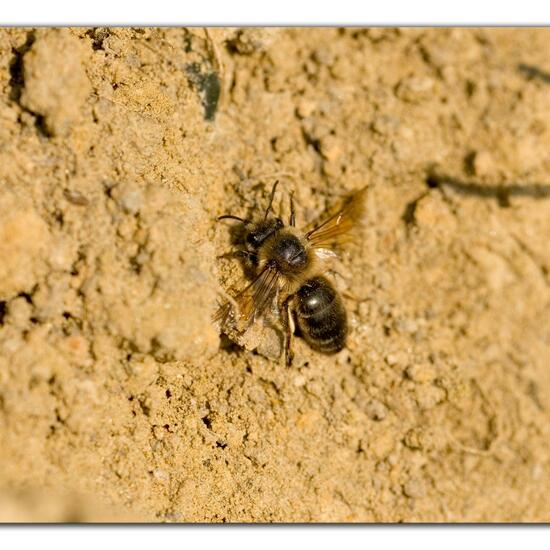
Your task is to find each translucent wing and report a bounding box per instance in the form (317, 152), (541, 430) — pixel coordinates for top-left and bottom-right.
(305, 187), (366, 250)
(213, 262), (281, 330)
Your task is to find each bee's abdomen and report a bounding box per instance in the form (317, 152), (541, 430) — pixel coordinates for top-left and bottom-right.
(295, 276), (347, 354)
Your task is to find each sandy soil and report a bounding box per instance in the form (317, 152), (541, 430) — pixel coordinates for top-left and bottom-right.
(0, 27), (550, 522)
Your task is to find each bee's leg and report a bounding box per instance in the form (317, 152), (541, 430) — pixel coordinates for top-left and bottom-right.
(218, 250), (252, 259)
(237, 250), (259, 271)
(289, 191), (296, 227)
(281, 295), (295, 367)
(234, 250), (256, 261)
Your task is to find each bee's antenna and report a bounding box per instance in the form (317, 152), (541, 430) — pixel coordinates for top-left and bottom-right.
(264, 180), (280, 220)
(217, 215), (252, 225)
(289, 191), (296, 227)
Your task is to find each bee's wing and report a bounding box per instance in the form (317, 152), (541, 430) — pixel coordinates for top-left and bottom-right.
(213, 262), (281, 329)
(305, 187), (366, 250)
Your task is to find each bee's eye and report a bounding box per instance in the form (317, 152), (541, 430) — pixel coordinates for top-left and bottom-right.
(246, 219), (283, 249)
(247, 232), (261, 247)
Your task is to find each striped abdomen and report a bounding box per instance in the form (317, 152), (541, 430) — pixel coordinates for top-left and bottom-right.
(295, 276), (347, 354)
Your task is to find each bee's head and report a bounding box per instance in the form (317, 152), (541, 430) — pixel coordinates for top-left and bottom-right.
(246, 217), (284, 249)
(218, 180), (285, 250)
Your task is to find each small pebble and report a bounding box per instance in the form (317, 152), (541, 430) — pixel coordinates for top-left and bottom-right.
(396, 76), (435, 103)
(469, 150), (494, 177)
(406, 363), (436, 383)
(371, 115), (400, 136)
(385, 350), (409, 368)
(64, 188), (89, 206)
(403, 429), (422, 450)
(8, 297), (32, 328)
(153, 468), (169, 482)
(320, 135), (342, 163)
(365, 399), (388, 421)
(113, 183), (143, 214)
(403, 478), (426, 499)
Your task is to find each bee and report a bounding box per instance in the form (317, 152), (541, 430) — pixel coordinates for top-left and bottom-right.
(215, 181), (366, 366)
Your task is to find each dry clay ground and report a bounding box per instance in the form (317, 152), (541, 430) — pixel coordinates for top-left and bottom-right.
(0, 27), (550, 522)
